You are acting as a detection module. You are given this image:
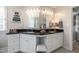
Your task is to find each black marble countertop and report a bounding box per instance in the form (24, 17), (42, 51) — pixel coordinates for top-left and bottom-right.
(6, 29), (63, 35)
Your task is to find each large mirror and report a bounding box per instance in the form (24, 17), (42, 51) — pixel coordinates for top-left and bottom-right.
(25, 7), (54, 29)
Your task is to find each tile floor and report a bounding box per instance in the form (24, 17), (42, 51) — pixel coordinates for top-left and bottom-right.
(0, 47), (75, 53)
(53, 48), (74, 53)
(73, 40), (79, 53)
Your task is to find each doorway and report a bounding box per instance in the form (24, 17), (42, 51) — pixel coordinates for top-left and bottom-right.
(73, 6), (79, 52)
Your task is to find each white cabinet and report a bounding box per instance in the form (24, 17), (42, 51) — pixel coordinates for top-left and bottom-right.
(45, 32), (63, 52)
(7, 32), (63, 53)
(20, 34), (36, 53)
(8, 34), (19, 53)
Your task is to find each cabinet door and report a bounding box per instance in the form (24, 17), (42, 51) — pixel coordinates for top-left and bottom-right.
(20, 34), (36, 53)
(45, 33), (63, 52)
(54, 33), (63, 48)
(8, 34), (19, 53)
(45, 34), (55, 52)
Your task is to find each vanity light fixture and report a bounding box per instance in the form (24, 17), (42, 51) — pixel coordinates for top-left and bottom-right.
(26, 7), (53, 16)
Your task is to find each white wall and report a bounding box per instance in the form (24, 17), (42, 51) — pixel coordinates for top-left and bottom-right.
(7, 6), (54, 30)
(0, 31), (8, 52)
(55, 7), (73, 50)
(7, 6), (39, 30)
(7, 6), (25, 31)
(0, 7), (8, 52)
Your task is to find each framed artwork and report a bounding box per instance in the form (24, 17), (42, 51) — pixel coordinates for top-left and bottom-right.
(12, 12), (21, 22)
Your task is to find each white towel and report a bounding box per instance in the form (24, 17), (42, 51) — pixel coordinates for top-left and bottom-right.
(36, 45), (47, 51)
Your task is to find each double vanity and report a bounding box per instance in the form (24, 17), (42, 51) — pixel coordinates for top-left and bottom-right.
(7, 29), (63, 53)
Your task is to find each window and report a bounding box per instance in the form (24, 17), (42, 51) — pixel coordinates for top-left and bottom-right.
(0, 7), (6, 31)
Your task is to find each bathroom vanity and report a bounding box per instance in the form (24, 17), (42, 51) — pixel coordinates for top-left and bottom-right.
(7, 29), (63, 53)
(6, 6), (64, 53)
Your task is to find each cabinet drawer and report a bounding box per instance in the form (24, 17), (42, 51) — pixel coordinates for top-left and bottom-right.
(20, 34), (36, 40)
(21, 37), (34, 40)
(8, 38), (19, 42)
(8, 35), (19, 40)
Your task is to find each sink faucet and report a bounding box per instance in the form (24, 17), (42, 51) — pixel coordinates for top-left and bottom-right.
(40, 24), (46, 29)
